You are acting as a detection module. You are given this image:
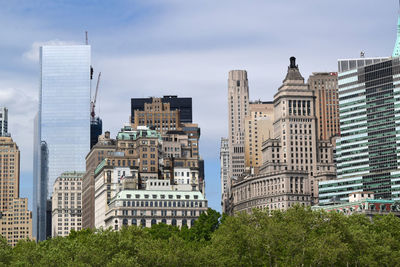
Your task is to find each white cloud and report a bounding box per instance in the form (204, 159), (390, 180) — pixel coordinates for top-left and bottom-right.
(23, 40), (80, 62)
(0, 78), (37, 173)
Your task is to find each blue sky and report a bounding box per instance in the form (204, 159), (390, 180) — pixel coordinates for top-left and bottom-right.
(0, 0), (398, 212)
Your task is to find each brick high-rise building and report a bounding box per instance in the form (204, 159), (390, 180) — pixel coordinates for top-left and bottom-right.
(82, 131), (116, 229)
(0, 136), (32, 245)
(308, 73), (340, 142)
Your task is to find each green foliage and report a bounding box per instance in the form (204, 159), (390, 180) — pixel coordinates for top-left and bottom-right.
(4, 206), (400, 266)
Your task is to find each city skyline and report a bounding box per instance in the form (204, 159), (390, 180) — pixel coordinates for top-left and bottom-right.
(0, 1), (399, 211)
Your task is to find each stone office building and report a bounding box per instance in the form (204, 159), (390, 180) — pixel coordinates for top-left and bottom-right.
(229, 57), (336, 213)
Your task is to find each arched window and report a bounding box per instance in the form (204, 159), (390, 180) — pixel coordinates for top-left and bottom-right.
(151, 219), (157, 226)
(181, 219), (187, 227)
(172, 219), (177, 226)
(161, 219), (167, 224)
(190, 219), (195, 227)
(141, 218), (146, 227)
(132, 219), (137, 226)
(122, 219), (128, 226)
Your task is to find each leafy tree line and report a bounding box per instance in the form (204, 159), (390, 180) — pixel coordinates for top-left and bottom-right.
(1, 206), (400, 266)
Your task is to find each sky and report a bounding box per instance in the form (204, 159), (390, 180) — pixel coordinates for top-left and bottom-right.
(0, 0), (398, 212)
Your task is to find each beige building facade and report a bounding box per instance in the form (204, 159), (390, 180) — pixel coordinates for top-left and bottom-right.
(244, 101), (274, 172)
(51, 172), (84, 237)
(131, 98), (180, 133)
(0, 136), (32, 245)
(228, 70), (249, 179)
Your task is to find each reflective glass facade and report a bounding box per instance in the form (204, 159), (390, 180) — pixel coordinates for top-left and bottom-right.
(33, 45), (90, 241)
(319, 58), (400, 203)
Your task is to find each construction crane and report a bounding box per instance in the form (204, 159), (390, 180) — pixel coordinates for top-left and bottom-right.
(91, 72), (101, 121)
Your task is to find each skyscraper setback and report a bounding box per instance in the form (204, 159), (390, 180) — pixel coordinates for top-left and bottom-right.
(34, 45), (91, 241)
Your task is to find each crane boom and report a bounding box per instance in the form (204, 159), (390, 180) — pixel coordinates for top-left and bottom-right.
(91, 72), (101, 119)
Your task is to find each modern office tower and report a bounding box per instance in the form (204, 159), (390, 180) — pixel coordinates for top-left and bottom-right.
(319, 57), (400, 203)
(308, 73), (340, 142)
(220, 138), (229, 211)
(338, 57), (388, 73)
(131, 96), (192, 127)
(51, 171), (83, 237)
(0, 107), (8, 137)
(0, 136), (32, 245)
(229, 57), (336, 213)
(82, 131), (116, 229)
(228, 70), (249, 179)
(90, 117), (102, 149)
(34, 45), (91, 241)
(244, 101), (274, 172)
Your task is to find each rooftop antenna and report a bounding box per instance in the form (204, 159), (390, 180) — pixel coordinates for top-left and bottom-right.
(85, 31), (88, 45)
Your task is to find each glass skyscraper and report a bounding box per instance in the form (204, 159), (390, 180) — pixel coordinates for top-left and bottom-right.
(33, 45), (91, 241)
(319, 57), (400, 203)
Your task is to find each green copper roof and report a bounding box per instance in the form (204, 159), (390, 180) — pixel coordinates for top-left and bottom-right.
(94, 159), (107, 176)
(393, 15), (400, 57)
(117, 127), (161, 141)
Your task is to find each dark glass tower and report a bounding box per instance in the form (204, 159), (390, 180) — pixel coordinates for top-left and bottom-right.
(90, 117), (102, 149)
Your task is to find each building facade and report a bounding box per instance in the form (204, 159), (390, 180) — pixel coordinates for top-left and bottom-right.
(0, 198), (32, 246)
(312, 192), (400, 218)
(34, 45), (91, 241)
(220, 138), (229, 211)
(230, 57), (336, 213)
(228, 70), (249, 180)
(101, 190), (207, 230)
(244, 101), (274, 172)
(82, 131), (116, 229)
(319, 57), (400, 203)
(51, 172), (84, 237)
(0, 136), (32, 245)
(308, 72), (340, 141)
(0, 107), (8, 137)
(131, 96), (192, 126)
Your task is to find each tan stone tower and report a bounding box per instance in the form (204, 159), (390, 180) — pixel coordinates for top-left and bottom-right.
(0, 136), (32, 245)
(228, 70), (249, 179)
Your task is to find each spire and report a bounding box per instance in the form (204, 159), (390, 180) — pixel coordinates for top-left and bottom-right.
(282, 56), (304, 83)
(393, 0), (400, 57)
